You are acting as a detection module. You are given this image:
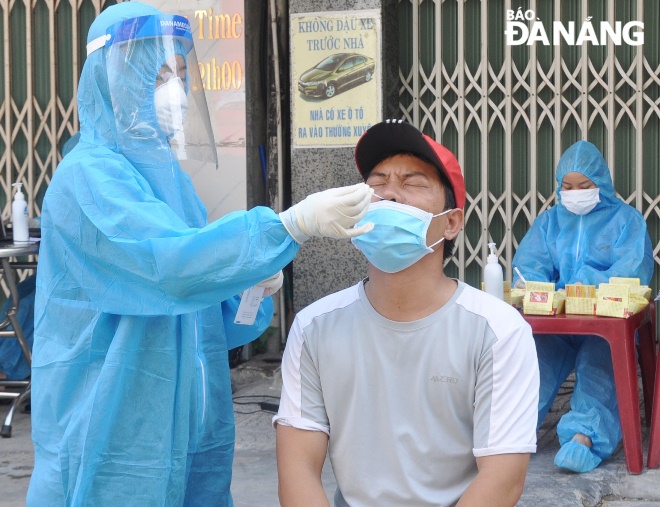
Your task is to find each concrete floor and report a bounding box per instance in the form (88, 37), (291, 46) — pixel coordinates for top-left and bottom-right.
(2, 357), (660, 506)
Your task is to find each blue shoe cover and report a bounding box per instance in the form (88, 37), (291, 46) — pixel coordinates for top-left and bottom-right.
(554, 440), (602, 473)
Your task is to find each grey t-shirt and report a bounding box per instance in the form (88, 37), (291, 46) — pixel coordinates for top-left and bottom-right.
(274, 280), (539, 507)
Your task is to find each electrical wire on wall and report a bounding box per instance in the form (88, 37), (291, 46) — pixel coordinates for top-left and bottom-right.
(233, 394), (280, 415)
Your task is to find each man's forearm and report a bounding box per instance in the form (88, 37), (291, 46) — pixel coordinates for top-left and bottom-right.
(276, 425), (331, 507)
(456, 454), (529, 507)
(455, 473), (524, 507)
(278, 472), (331, 507)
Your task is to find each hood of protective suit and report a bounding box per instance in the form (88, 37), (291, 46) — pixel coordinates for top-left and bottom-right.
(555, 140), (617, 210)
(78, 2), (202, 225)
(80, 2), (160, 149)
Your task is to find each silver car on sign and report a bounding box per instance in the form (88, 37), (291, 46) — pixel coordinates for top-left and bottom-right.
(298, 53), (375, 99)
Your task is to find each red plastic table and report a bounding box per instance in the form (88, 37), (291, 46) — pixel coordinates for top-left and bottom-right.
(522, 305), (656, 474)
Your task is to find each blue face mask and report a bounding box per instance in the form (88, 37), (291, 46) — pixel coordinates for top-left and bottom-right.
(351, 200), (451, 273)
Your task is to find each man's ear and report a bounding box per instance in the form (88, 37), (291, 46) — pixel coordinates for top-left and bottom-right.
(444, 208), (464, 240)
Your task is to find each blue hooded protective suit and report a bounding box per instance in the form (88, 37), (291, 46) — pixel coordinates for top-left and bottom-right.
(27, 3), (298, 506)
(512, 140), (653, 472)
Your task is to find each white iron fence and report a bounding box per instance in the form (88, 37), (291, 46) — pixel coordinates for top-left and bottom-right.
(0, 0), (117, 289)
(398, 0), (660, 291)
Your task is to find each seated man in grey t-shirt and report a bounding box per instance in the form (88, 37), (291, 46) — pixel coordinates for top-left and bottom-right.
(274, 120), (540, 507)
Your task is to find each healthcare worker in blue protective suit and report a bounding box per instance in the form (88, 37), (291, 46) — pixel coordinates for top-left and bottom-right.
(26, 3), (373, 506)
(512, 140), (654, 473)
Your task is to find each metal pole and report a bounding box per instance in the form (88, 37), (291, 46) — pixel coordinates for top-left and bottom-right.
(269, 0), (287, 350)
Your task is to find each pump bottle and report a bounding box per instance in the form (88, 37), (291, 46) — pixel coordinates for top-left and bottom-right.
(11, 182), (29, 244)
(484, 242), (504, 300)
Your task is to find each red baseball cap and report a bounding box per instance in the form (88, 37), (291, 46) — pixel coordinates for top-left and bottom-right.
(354, 119), (466, 209)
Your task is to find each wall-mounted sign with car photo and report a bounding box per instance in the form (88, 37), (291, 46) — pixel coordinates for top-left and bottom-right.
(291, 10), (382, 148)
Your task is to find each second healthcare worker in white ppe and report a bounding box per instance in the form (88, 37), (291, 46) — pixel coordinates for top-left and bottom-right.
(27, 3), (372, 507)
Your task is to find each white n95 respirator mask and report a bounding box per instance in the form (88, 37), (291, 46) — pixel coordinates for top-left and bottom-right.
(154, 77), (189, 138)
(559, 188), (600, 215)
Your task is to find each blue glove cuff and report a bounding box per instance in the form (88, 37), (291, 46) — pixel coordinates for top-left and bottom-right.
(279, 208), (311, 244)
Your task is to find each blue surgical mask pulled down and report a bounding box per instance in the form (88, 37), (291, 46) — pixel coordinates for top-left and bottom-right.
(351, 200), (451, 273)
(559, 188), (600, 215)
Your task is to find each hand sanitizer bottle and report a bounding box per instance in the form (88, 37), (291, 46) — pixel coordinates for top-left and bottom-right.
(484, 242), (504, 300)
(11, 182), (29, 244)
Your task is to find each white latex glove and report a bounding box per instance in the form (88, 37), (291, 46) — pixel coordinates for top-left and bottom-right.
(279, 183), (374, 244)
(256, 270), (284, 297)
(514, 279), (526, 289)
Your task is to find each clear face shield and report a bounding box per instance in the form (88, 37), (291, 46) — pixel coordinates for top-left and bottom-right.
(87, 14), (218, 170)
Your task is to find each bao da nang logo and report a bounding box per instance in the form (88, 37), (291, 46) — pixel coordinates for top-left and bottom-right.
(505, 8), (644, 46)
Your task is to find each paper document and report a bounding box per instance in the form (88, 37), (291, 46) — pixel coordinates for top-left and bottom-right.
(234, 286), (265, 325)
